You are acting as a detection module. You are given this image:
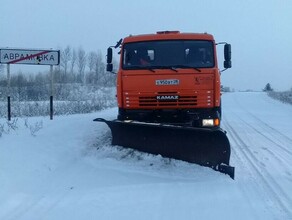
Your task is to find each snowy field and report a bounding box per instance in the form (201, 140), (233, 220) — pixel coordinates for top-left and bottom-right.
(0, 92), (292, 220)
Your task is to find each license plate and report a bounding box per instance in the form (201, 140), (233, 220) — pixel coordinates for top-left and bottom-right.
(156, 79), (179, 85)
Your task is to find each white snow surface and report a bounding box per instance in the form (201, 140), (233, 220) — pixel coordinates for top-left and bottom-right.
(0, 92), (292, 220)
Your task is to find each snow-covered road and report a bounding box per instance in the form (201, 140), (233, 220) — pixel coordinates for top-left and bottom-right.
(222, 92), (292, 219)
(0, 92), (291, 220)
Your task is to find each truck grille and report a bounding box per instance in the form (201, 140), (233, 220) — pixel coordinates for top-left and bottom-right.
(123, 91), (213, 108)
(139, 95), (197, 107)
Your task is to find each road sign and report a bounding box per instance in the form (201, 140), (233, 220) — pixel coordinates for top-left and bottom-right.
(0, 48), (60, 65)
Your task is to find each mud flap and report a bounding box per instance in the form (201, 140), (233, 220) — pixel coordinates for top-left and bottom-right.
(94, 118), (235, 179)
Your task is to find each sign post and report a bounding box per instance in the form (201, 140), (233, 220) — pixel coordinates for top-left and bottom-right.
(0, 48), (60, 120)
(50, 65), (54, 120)
(7, 64), (11, 121)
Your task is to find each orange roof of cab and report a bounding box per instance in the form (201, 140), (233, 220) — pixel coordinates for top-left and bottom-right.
(123, 32), (214, 43)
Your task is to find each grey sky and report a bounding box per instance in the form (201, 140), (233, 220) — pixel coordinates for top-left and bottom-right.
(1, 0), (291, 91)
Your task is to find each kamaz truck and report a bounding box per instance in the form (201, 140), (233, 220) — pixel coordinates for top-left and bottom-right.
(95, 31), (234, 178)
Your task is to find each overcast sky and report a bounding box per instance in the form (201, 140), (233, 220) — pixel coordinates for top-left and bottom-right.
(1, 0), (291, 91)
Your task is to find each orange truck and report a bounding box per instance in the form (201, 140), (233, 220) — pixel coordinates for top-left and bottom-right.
(95, 31), (234, 178)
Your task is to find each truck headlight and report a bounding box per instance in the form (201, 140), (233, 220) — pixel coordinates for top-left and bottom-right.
(202, 119), (214, 127)
(202, 118), (220, 127)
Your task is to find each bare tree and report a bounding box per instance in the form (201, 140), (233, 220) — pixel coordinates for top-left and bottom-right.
(60, 45), (72, 82)
(87, 51), (97, 84)
(93, 51), (105, 84)
(76, 47), (87, 84)
(70, 48), (77, 76)
(88, 51), (97, 73)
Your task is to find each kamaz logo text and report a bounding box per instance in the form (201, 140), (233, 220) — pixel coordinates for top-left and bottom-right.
(156, 95), (179, 100)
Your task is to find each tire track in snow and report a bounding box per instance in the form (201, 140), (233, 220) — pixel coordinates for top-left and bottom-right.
(251, 115), (292, 145)
(227, 111), (292, 177)
(228, 92), (292, 149)
(224, 118), (292, 219)
(222, 123), (270, 219)
(0, 195), (45, 220)
(239, 101), (292, 148)
(224, 92), (292, 175)
(235, 115), (292, 178)
(1, 160), (81, 220)
(2, 190), (74, 220)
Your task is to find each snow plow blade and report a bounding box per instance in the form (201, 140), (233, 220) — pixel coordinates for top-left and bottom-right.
(94, 118), (234, 179)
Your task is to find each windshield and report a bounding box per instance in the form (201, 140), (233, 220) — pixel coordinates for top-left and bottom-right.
(122, 40), (215, 70)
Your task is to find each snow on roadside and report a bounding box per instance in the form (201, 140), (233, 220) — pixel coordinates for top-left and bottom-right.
(0, 108), (240, 220)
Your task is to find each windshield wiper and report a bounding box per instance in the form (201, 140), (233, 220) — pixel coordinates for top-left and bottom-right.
(150, 65), (201, 72)
(148, 65), (178, 72)
(171, 65), (201, 72)
(125, 66), (156, 72)
(169, 67), (178, 72)
(145, 67), (156, 72)
(164, 67), (178, 72)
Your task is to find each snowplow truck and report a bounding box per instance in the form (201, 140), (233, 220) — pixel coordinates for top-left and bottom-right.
(95, 31), (234, 179)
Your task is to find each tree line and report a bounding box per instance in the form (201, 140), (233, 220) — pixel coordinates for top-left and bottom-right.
(0, 46), (118, 101)
(0, 46), (117, 86)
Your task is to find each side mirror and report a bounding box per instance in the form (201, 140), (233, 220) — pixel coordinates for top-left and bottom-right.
(224, 60), (232, 69)
(224, 44), (231, 61)
(106, 63), (113, 72)
(107, 47), (113, 64)
(224, 44), (232, 68)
